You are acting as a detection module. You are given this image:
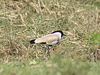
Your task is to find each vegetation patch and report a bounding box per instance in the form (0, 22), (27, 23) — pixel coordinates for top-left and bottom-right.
(0, 0), (100, 75)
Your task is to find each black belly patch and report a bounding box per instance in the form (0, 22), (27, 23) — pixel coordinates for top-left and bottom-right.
(40, 42), (46, 44)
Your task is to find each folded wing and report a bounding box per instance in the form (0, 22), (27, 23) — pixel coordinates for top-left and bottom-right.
(35, 34), (59, 45)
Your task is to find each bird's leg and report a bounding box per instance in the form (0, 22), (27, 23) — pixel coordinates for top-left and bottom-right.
(44, 46), (47, 63)
(44, 45), (50, 63)
(47, 46), (49, 56)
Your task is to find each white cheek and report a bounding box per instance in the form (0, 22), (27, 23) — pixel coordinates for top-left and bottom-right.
(53, 32), (62, 40)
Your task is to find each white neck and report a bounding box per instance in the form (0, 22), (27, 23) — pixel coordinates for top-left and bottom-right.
(53, 32), (62, 41)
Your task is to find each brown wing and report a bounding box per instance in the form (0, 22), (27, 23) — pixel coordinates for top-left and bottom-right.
(35, 34), (59, 44)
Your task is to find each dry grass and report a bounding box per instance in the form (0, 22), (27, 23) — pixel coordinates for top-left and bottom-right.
(0, 0), (100, 61)
(0, 0), (100, 74)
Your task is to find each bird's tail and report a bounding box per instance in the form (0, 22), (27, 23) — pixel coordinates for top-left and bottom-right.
(30, 40), (35, 44)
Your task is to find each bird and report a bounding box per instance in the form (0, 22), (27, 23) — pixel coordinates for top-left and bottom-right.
(30, 30), (66, 62)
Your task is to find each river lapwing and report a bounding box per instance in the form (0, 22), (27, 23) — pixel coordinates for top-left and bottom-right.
(30, 30), (66, 62)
